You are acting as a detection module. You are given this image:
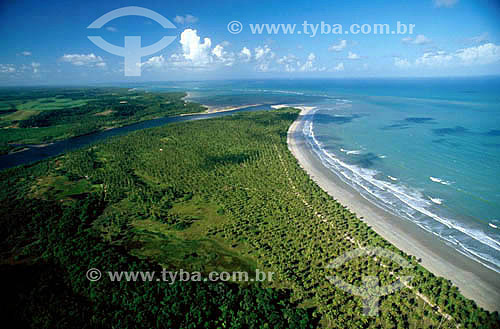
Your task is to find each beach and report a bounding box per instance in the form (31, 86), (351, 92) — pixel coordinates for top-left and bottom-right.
(287, 107), (500, 312)
(179, 103), (263, 116)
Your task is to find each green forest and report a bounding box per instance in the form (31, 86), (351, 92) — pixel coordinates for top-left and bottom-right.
(0, 88), (205, 154)
(1, 108), (498, 328)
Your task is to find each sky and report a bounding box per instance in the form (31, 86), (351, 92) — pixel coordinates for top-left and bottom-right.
(1, 0), (500, 85)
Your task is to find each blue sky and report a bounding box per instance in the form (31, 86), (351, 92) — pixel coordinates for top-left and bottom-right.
(1, 0), (499, 85)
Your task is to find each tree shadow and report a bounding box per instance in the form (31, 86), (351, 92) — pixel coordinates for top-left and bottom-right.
(203, 151), (258, 169)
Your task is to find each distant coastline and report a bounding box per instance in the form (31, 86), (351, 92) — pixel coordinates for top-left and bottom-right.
(179, 103), (264, 116)
(287, 106), (500, 312)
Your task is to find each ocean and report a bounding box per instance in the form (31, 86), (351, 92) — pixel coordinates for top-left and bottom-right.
(144, 77), (500, 273)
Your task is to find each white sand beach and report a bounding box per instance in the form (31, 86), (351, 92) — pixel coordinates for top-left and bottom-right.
(179, 104), (263, 116)
(287, 107), (500, 312)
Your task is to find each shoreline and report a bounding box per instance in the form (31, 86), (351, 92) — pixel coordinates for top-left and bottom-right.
(179, 103), (264, 116)
(287, 107), (500, 312)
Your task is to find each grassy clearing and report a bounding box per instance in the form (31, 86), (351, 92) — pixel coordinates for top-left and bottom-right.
(16, 97), (90, 111)
(0, 100), (23, 111)
(0, 124), (76, 145)
(28, 174), (94, 200)
(130, 197), (258, 276)
(0, 110), (40, 122)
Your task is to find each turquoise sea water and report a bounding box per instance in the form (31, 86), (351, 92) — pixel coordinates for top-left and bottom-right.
(144, 78), (500, 273)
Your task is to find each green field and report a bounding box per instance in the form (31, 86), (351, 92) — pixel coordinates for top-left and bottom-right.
(16, 97), (90, 111)
(0, 88), (206, 154)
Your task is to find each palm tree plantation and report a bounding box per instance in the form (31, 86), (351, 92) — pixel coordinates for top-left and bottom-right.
(1, 105), (498, 328)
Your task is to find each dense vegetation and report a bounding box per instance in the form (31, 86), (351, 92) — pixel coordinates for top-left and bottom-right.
(1, 108), (498, 328)
(0, 88), (205, 154)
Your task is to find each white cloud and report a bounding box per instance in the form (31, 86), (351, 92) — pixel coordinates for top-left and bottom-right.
(141, 55), (166, 68)
(239, 47), (252, 62)
(21, 51), (31, 56)
(332, 62), (344, 71)
(173, 15), (198, 24)
(402, 34), (431, 45)
(469, 32), (489, 44)
(31, 62), (40, 73)
(277, 55), (298, 72)
(329, 40), (347, 52)
(254, 45), (275, 72)
(277, 53), (324, 72)
(415, 51), (453, 66)
(413, 43), (500, 67)
(212, 44), (235, 66)
(212, 45), (224, 58)
(299, 53), (317, 72)
(178, 29), (212, 66)
(347, 51), (360, 60)
(106, 26), (118, 32)
(414, 34), (431, 45)
(394, 57), (411, 68)
(256, 62), (270, 72)
(255, 45), (274, 61)
(434, 0), (458, 8)
(276, 55), (295, 64)
(0, 64), (16, 73)
(164, 29), (239, 69)
(455, 43), (500, 65)
(60, 53), (106, 67)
